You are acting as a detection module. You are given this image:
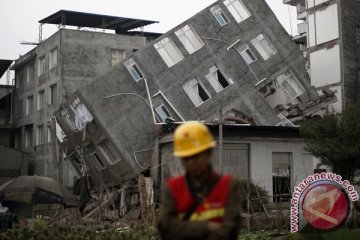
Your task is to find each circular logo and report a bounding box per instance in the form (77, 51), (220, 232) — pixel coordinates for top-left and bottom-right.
(301, 182), (350, 230)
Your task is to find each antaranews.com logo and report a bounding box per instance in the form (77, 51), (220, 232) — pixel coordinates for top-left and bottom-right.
(290, 172), (359, 233)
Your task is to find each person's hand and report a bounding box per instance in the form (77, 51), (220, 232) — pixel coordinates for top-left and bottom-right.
(208, 222), (222, 232)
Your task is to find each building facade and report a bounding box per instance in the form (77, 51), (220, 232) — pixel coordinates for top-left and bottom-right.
(54, 0), (335, 188)
(155, 125), (313, 201)
(11, 11), (160, 186)
(284, 0), (360, 112)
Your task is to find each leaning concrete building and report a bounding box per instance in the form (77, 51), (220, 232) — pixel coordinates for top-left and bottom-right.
(54, 0), (336, 189)
(11, 10), (160, 186)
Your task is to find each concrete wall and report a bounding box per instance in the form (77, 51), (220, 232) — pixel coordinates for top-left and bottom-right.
(0, 146), (28, 185)
(13, 28), (155, 186)
(340, 0), (360, 106)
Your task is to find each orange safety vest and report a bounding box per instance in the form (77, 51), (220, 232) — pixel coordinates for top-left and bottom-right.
(167, 174), (231, 222)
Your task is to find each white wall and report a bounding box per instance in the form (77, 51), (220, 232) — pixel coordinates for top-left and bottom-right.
(308, 3), (339, 47)
(310, 44), (341, 87)
(249, 139), (313, 199)
(307, 0), (331, 8)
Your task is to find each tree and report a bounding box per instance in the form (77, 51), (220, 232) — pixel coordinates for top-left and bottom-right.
(300, 101), (360, 182)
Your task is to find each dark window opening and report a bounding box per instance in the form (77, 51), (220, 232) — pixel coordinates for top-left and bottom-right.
(93, 153), (105, 169)
(198, 84), (210, 101)
(217, 71), (230, 88)
(132, 64), (144, 79)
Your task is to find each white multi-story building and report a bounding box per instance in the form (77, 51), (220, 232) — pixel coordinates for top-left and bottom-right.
(284, 0), (360, 113)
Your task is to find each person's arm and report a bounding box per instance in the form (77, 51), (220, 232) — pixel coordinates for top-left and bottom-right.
(157, 184), (209, 240)
(208, 178), (241, 240)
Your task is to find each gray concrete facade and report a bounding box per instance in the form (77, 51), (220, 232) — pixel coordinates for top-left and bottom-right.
(55, 0), (334, 188)
(12, 26), (159, 186)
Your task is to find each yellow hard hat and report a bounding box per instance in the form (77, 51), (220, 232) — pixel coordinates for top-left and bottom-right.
(173, 122), (216, 158)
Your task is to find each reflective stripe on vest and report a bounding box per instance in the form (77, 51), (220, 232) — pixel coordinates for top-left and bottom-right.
(167, 174), (231, 222)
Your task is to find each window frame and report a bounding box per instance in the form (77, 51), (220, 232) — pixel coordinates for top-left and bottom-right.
(250, 34), (277, 61)
(49, 48), (58, 69)
(182, 78), (211, 107)
(25, 95), (33, 115)
(111, 49), (126, 66)
(154, 37), (184, 68)
(276, 71), (306, 101)
(24, 126), (33, 148)
(38, 56), (45, 76)
(36, 124), (45, 146)
(154, 103), (173, 122)
(175, 25), (205, 54)
(124, 58), (144, 82)
(49, 84), (57, 105)
(210, 5), (230, 27)
(205, 65), (232, 93)
(37, 90), (45, 111)
(237, 44), (257, 65)
(223, 0), (251, 23)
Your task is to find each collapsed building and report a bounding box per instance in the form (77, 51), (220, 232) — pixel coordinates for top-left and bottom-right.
(53, 0), (336, 215)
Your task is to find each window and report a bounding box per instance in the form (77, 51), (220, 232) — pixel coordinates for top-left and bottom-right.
(211, 5), (230, 26)
(16, 69), (26, 88)
(27, 64), (34, 83)
(70, 98), (93, 130)
(25, 126), (33, 148)
(356, 26), (360, 45)
(124, 58), (144, 82)
(276, 71), (305, 101)
(175, 25), (204, 54)
(111, 49), (126, 66)
(25, 96), (33, 115)
(49, 84), (57, 105)
(89, 152), (106, 169)
(251, 34), (277, 61)
(205, 65), (232, 93)
(36, 124), (45, 145)
(98, 140), (120, 164)
(49, 48), (58, 69)
(272, 152), (292, 202)
(237, 44), (257, 65)
(15, 100), (22, 119)
(37, 90), (44, 110)
(70, 97), (81, 113)
(155, 104), (172, 122)
(38, 56), (45, 76)
(47, 128), (52, 143)
(183, 78), (211, 107)
(154, 37), (184, 67)
(223, 0), (251, 23)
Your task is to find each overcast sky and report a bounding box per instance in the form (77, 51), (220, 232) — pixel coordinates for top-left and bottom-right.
(0, 0), (298, 84)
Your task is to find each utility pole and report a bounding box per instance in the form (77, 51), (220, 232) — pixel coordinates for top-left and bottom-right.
(218, 106), (223, 174)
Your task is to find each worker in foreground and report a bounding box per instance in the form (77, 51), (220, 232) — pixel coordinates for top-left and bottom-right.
(158, 122), (241, 240)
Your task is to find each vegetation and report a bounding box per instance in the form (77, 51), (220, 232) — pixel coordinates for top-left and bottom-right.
(2, 222), (360, 240)
(300, 101), (360, 182)
(238, 179), (269, 213)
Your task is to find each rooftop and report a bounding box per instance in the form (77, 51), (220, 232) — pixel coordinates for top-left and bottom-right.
(39, 10), (159, 33)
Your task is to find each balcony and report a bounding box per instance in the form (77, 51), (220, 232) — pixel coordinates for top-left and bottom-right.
(297, 22), (307, 35)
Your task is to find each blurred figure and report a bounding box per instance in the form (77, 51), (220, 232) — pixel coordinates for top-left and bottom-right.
(0, 207), (18, 232)
(158, 122), (241, 240)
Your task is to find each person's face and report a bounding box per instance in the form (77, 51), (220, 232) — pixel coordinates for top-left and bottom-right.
(181, 150), (211, 178)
